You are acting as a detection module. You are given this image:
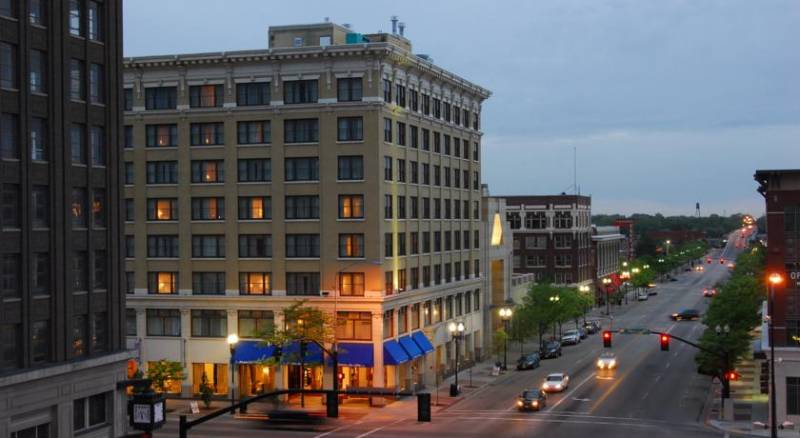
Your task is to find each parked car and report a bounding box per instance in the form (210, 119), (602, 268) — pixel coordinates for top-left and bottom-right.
(541, 373), (570, 393)
(583, 321), (600, 334)
(671, 308), (701, 321)
(516, 353), (541, 370)
(577, 327), (588, 339)
(540, 340), (562, 359)
(561, 330), (581, 345)
(517, 389), (547, 411)
(637, 289), (649, 301)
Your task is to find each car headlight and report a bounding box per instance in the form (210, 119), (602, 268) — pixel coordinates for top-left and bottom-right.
(555, 384), (562, 390)
(597, 360), (603, 367)
(609, 360), (616, 367)
(532, 401), (538, 406)
(542, 383), (548, 389)
(517, 400), (523, 406)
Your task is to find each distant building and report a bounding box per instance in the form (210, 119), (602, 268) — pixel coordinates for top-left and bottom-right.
(754, 169), (800, 423)
(613, 219), (636, 260)
(502, 195), (593, 287)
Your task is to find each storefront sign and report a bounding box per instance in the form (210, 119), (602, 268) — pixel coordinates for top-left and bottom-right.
(791, 271), (800, 288)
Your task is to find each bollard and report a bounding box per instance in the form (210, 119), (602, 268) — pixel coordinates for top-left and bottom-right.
(179, 415), (187, 438)
(326, 392), (339, 418)
(417, 393), (431, 422)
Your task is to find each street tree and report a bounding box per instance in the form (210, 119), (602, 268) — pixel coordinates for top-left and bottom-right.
(145, 359), (186, 394)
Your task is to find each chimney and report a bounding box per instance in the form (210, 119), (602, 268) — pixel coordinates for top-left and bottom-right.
(398, 22), (405, 36)
(391, 16), (398, 34)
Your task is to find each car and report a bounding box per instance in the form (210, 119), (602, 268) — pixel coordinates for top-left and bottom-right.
(648, 288), (658, 296)
(695, 265), (705, 272)
(671, 308), (701, 321)
(583, 321), (600, 334)
(637, 289), (649, 301)
(542, 373), (569, 393)
(516, 353), (541, 370)
(668, 276), (678, 282)
(577, 327), (588, 339)
(596, 352), (617, 370)
(517, 389), (547, 411)
(703, 287), (717, 297)
(647, 282), (657, 288)
(684, 267), (692, 272)
(561, 330), (581, 345)
(540, 340), (562, 359)
(727, 262), (735, 269)
(720, 258), (726, 264)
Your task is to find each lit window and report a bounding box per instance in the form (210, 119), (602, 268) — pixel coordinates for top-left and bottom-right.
(148, 272), (177, 294)
(338, 195), (364, 219)
(239, 272), (271, 295)
(338, 234), (364, 258)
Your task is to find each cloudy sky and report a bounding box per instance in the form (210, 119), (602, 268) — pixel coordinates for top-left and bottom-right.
(124, 0), (799, 215)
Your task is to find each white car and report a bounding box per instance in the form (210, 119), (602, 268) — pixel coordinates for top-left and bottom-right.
(561, 330), (581, 345)
(637, 290), (649, 301)
(542, 373), (570, 393)
(596, 352), (617, 369)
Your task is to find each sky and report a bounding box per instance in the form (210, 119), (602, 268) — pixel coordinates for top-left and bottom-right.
(123, 0), (800, 216)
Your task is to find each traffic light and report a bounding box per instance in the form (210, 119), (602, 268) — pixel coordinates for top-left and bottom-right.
(603, 330), (612, 348)
(659, 334), (670, 351)
(725, 370), (740, 381)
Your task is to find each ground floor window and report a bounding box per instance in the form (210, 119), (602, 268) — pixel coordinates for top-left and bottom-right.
(192, 363), (228, 395)
(239, 364), (275, 396)
(287, 364), (322, 391)
(11, 423), (50, 438)
(339, 366), (373, 390)
(73, 393), (107, 432)
(787, 376), (800, 415)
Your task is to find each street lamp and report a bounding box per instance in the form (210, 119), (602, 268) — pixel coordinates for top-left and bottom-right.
(498, 307), (513, 371)
(768, 273), (784, 437)
(578, 285), (590, 325)
(715, 324), (732, 415)
(602, 278), (612, 316)
(226, 333), (239, 414)
(665, 240), (671, 256)
(448, 321), (466, 396)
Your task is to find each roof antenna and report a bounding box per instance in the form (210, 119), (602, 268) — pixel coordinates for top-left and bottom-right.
(573, 146), (578, 195)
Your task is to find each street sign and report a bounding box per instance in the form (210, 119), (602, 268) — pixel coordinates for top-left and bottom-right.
(618, 328), (651, 334)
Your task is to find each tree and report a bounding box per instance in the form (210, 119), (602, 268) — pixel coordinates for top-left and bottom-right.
(260, 300), (335, 361)
(198, 372), (214, 408)
(146, 359), (186, 394)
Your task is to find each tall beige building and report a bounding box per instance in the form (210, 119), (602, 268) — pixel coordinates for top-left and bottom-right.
(123, 22), (490, 399)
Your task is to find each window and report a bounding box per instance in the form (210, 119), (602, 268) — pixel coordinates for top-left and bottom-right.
(284, 118), (319, 143)
(29, 49), (46, 93)
(454, 106), (461, 125)
(147, 198), (178, 221)
(31, 252), (49, 294)
(337, 117), (363, 141)
(554, 234), (572, 249)
(239, 235), (272, 258)
(410, 231), (419, 254)
(397, 159), (406, 182)
(410, 90), (419, 111)
(190, 122), (224, 146)
(475, 230), (480, 249)
(70, 188), (87, 228)
(474, 289), (481, 311)
(126, 309), (137, 336)
(507, 212), (521, 229)
(91, 189), (105, 228)
(146, 309), (181, 336)
(444, 135), (451, 155)
(1, 0), (16, 17)
(422, 197), (430, 219)
(463, 170), (469, 189)
(191, 160), (223, 183)
(384, 194), (393, 219)
(238, 158), (271, 182)
(455, 294), (463, 316)
(526, 255), (546, 268)
(339, 195), (364, 219)
(286, 272), (320, 296)
(147, 235), (178, 258)
(285, 157), (319, 181)
(398, 306), (408, 334)
(192, 235), (225, 258)
(422, 93), (431, 115)
(88, 1), (102, 41)
(71, 314), (87, 356)
(145, 87), (177, 110)
(124, 89), (133, 111)
(89, 63), (103, 104)
(423, 301), (432, 326)
(526, 211), (546, 229)
(73, 393), (107, 432)
(286, 234), (320, 258)
(395, 83), (406, 106)
(125, 272), (134, 294)
(28, 117), (47, 161)
(0, 42), (16, 89)
(30, 185), (48, 228)
(285, 195), (319, 219)
(189, 84), (223, 108)
(238, 196), (271, 220)
(434, 165), (441, 186)
(192, 272), (225, 295)
(284, 79), (318, 104)
(422, 232), (431, 253)
(384, 156), (393, 181)
(433, 98), (441, 118)
(70, 123), (86, 164)
(788, 377), (800, 415)
(339, 273), (365, 297)
(383, 79), (392, 102)
(555, 254), (572, 267)
(191, 197), (224, 220)
(236, 82), (270, 106)
(338, 156), (363, 180)
(88, 126), (105, 166)
(410, 196), (419, 218)
(337, 312), (371, 340)
(443, 102), (451, 122)
(398, 196), (406, 219)
(93, 250), (107, 289)
(239, 272), (271, 295)
(148, 272), (178, 294)
(68, 0), (82, 36)
(434, 298), (443, 322)
(411, 162), (419, 184)
(384, 232), (393, 257)
(125, 199), (134, 222)
(444, 199), (451, 219)
(397, 122), (406, 145)
(239, 310), (274, 338)
(337, 77), (362, 101)
(191, 310), (227, 337)
(554, 211), (573, 229)
(398, 232), (407, 256)
(383, 309), (394, 338)
(383, 118), (392, 142)
(238, 120), (271, 144)
(146, 124), (177, 147)
(339, 234), (364, 258)
(1, 254), (20, 298)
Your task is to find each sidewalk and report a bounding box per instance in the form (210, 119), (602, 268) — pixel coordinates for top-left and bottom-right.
(708, 419), (800, 437)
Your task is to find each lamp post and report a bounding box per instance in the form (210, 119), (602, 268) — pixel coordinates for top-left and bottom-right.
(769, 273), (784, 437)
(498, 307), (513, 371)
(715, 324), (731, 416)
(578, 285), (590, 325)
(602, 278), (612, 315)
(665, 240), (671, 256)
(226, 333), (239, 415)
(448, 321), (466, 396)
(549, 295), (560, 337)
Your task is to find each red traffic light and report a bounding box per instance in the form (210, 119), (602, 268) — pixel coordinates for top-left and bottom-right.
(602, 330), (612, 348)
(659, 334), (670, 351)
(725, 371), (740, 381)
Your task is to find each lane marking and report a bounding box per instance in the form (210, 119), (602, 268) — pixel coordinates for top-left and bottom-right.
(353, 418), (406, 438)
(549, 373), (596, 410)
(666, 362), (671, 369)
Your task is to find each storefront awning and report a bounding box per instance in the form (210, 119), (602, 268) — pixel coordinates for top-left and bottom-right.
(233, 340), (276, 364)
(280, 341), (323, 364)
(412, 331), (435, 354)
(337, 343), (374, 367)
(383, 340), (410, 365)
(398, 335), (423, 359)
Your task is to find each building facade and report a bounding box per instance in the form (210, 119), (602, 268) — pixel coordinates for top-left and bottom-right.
(502, 195), (593, 286)
(0, 0), (132, 436)
(754, 169), (800, 423)
(123, 22), (491, 399)
(592, 225), (624, 279)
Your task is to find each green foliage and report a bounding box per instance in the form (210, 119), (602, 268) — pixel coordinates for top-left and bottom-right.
(493, 329), (508, 355)
(593, 213), (745, 242)
(259, 300), (334, 364)
(198, 372), (213, 408)
(146, 359), (186, 394)
(509, 283), (593, 347)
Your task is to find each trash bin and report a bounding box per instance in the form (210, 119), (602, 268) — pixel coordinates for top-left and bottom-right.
(449, 383), (460, 396)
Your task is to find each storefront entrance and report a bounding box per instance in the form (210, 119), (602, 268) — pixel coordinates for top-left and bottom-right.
(238, 364), (275, 396)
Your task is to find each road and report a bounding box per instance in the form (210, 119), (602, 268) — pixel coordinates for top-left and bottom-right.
(163, 233), (744, 438)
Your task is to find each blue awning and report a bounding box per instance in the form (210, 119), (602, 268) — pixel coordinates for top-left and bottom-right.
(233, 340), (276, 364)
(412, 331), (435, 354)
(383, 340), (410, 365)
(280, 341), (323, 364)
(337, 343), (374, 367)
(398, 335), (423, 359)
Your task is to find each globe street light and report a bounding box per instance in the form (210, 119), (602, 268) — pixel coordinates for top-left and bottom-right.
(665, 240), (672, 256)
(226, 333), (239, 414)
(578, 285), (591, 325)
(448, 321), (466, 396)
(602, 278), (612, 316)
(498, 307), (513, 371)
(768, 273), (784, 437)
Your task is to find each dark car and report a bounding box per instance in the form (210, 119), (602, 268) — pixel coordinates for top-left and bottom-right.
(516, 353), (541, 370)
(671, 308), (701, 321)
(583, 321), (600, 334)
(540, 340), (562, 359)
(517, 389), (547, 411)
